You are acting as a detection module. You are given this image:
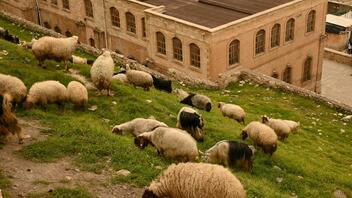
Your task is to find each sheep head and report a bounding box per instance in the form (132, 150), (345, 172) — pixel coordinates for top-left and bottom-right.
(142, 189), (159, 198)
(134, 136), (150, 149)
(261, 115), (269, 124)
(241, 130), (248, 140)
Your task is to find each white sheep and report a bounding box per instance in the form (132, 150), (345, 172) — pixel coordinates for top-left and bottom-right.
(31, 36), (79, 70)
(0, 73), (27, 105)
(175, 88), (212, 112)
(112, 117), (167, 137)
(90, 51), (114, 96)
(125, 67), (153, 91)
(112, 73), (128, 84)
(67, 81), (88, 109)
(134, 127), (198, 162)
(218, 102), (246, 124)
(143, 162), (247, 198)
(283, 119), (300, 133)
(21, 38), (37, 49)
(176, 107), (204, 142)
(241, 121), (278, 156)
(70, 55), (87, 65)
(262, 116), (291, 140)
(24, 80), (67, 109)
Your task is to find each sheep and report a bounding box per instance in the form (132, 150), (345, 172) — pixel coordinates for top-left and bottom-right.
(0, 73), (27, 106)
(0, 28), (19, 44)
(204, 140), (253, 171)
(176, 107), (204, 142)
(175, 88), (212, 112)
(283, 119), (300, 133)
(112, 117), (168, 137)
(90, 51), (114, 96)
(241, 121), (278, 156)
(134, 127), (198, 162)
(0, 93), (24, 144)
(112, 70), (128, 84)
(124, 66), (153, 91)
(69, 55), (88, 65)
(67, 81), (88, 109)
(143, 162), (247, 198)
(261, 115), (291, 140)
(31, 36), (79, 70)
(24, 80), (67, 110)
(218, 102), (246, 125)
(21, 38), (37, 49)
(152, 75), (172, 93)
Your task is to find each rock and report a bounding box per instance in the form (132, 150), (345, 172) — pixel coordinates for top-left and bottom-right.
(340, 129), (345, 134)
(298, 175), (304, 179)
(88, 105), (98, 111)
(333, 189), (347, 198)
(224, 90), (231, 93)
(273, 165), (282, 171)
(338, 113), (343, 117)
(276, 177), (283, 183)
(102, 118), (110, 123)
(342, 115), (352, 122)
(65, 176), (72, 180)
(116, 169), (131, 177)
(146, 99), (152, 103)
(155, 166), (163, 170)
(112, 101), (117, 105)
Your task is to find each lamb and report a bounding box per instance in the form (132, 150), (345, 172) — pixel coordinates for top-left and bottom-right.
(218, 102), (246, 125)
(241, 121), (278, 156)
(112, 70), (128, 84)
(283, 119), (300, 133)
(261, 115), (291, 140)
(69, 55), (88, 65)
(0, 73), (27, 105)
(204, 140), (253, 171)
(176, 107), (204, 142)
(112, 117), (168, 137)
(24, 80), (67, 109)
(66, 81), (88, 109)
(31, 35), (79, 70)
(143, 162), (247, 198)
(90, 51), (114, 96)
(134, 127), (198, 162)
(175, 88), (212, 112)
(124, 66), (153, 91)
(0, 94), (24, 144)
(152, 75), (172, 93)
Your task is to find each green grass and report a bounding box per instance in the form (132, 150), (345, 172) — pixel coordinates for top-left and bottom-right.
(1, 16), (352, 197)
(0, 170), (11, 198)
(28, 188), (95, 198)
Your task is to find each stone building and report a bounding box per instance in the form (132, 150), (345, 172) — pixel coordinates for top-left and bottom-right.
(0, 0), (327, 92)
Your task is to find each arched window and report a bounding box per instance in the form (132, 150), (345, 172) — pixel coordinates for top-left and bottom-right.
(190, 43), (200, 68)
(126, 12), (136, 33)
(156, 32), (166, 55)
(62, 0), (69, 9)
(84, 0), (94, 18)
(89, 38), (95, 47)
(65, 31), (72, 37)
(307, 10), (316, 33)
(229, 39), (240, 65)
(303, 57), (312, 81)
(110, 7), (120, 27)
(173, 37), (183, 61)
(255, 29), (265, 55)
(283, 66), (292, 83)
(51, 0), (58, 5)
(285, 18), (295, 42)
(43, 22), (51, 29)
(54, 26), (61, 33)
(141, 18), (146, 37)
(271, 24), (280, 48)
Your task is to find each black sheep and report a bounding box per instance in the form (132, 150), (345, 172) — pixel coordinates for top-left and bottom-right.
(152, 75), (172, 93)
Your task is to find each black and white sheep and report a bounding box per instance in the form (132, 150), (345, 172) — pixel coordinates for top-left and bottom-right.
(0, 27), (20, 44)
(112, 117), (167, 137)
(31, 36), (79, 70)
(143, 162), (247, 198)
(204, 140), (253, 171)
(175, 88), (212, 112)
(176, 107), (204, 142)
(0, 73), (27, 105)
(241, 121), (278, 156)
(218, 102), (246, 125)
(90, 51), (114, 96)
(134, 127), (198, 162)
(151, 75), (172, 93)
(261, 116), (291, 140)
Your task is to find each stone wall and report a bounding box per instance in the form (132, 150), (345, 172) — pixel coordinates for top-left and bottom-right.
(324, 48), (352, 65)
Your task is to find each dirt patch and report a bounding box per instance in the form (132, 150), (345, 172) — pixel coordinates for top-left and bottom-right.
(0, 119), (144, 198)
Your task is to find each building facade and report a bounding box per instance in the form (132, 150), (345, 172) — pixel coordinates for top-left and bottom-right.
(0, 0), (327, 92)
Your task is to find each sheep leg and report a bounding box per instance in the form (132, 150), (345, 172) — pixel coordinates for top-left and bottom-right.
(57, 101), (65, 111)
(64, 61), (69, 71)
(15, 127), (24, 144)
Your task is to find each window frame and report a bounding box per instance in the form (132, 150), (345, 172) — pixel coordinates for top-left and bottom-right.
(156, 32), (166, 55)
(229, 39), (240, 66)
(126, 12), (136, 34)
(285, 18), (295, 42)
(172, 37), (183, 61)
(271, 24), (280, 48)
(255, 29), (266, 55)
(190, 43), (201, 68)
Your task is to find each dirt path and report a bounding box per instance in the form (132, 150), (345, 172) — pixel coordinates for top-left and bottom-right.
(0, 119), (144, 198)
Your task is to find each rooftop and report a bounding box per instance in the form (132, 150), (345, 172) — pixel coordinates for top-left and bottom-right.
(141, 0), (293, 28)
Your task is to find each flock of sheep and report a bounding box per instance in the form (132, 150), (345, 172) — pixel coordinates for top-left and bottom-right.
(0, 34), (302, 198)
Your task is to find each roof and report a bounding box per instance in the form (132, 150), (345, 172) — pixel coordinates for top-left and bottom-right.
(326, 14), (352, 28)
(140, 0), (293, 28)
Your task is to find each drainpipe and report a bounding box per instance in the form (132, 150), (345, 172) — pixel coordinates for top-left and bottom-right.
(34, 0), (42, 26)
(102, 0), (109, 49)
(315, 1), (327, 93)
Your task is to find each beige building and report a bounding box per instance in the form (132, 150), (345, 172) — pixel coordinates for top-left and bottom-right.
(0, 0), (327, 92)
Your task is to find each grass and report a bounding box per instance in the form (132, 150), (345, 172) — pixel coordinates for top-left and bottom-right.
(28, 188), (95, 198)
(1, 16), (352, 197)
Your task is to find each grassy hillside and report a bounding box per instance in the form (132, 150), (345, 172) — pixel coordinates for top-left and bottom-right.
(0, 17), (351, 198)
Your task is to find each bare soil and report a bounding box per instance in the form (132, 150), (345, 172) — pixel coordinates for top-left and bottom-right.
(0, 119), (144, 198)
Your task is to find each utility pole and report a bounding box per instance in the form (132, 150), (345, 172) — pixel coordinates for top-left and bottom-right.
(34, 0), (42, 26)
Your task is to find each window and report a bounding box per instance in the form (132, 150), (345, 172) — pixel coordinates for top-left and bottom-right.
(65, 31), (72, 37)
(89, 38), (95, 47)
(285, 18), (295, 42)
(271, 24), (280, 48)
(84, 0), (93, 18)
(156, 32), (166, 55)
(173, 37), (183, 61)
(303, 57), (312, 81)
(229, 39), (240, 65)
(307, 10), (316, 33)
(283, 66), (292, 83)
(255, 29), (265, 55)
(62, 0), (69, 9)
(126, 12), (136, 33)
(54, 26), (61, 33)
(190, 43), (200, 68)
(141, 18), (146, 37)
(43, 22), (51, 29)
(51, 0), (57, 5)
(110, 7), (120, 27)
